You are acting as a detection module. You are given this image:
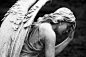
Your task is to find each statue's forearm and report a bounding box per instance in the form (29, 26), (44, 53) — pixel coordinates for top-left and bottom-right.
(55, 37), (72, 56)
(55, 26), (75, 56)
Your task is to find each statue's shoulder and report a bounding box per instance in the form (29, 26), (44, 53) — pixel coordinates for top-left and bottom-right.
(39, 22), (52, 30)
(38, 22), (56, 41)
(39, 22), (55, 35)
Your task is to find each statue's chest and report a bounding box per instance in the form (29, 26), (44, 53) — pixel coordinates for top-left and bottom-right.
(26, 25), (44, 50)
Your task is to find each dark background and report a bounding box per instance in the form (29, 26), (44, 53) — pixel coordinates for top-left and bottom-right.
(0, 0), (86, 57)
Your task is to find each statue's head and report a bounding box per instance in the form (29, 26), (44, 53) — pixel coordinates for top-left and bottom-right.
(38, 7), (76, 35)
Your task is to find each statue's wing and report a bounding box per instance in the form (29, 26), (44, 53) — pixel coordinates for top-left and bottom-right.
(0, 0), (36, 57)
(0, 0), (49, 57)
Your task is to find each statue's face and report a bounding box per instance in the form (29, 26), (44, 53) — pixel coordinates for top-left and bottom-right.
(55, 22), (71, 35)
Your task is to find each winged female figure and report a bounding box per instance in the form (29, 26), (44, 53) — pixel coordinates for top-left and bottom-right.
(0, 0), (76, 57)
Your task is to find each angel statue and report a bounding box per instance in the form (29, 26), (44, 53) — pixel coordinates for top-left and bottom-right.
(0, 0), (76, 57)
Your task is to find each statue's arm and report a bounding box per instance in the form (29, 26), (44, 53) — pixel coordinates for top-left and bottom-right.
(40, 23), (56, 57)
(55, 36), (73, 56)
(55, 28), (75, 56)
(45, 29), (56, 57)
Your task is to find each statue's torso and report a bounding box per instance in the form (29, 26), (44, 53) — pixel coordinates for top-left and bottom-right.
(20, 23), (45, 57)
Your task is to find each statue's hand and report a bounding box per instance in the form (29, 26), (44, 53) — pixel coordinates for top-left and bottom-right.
(68, 28), (74, 39)
(68, 23), (76, 39)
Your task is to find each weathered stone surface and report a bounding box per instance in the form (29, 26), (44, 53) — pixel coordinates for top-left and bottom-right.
(0, 0), (86, 57)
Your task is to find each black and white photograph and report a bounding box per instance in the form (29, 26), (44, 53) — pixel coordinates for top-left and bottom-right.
(0, 0), (86, 57)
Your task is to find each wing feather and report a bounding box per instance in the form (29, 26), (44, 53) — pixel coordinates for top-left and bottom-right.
(0, 0), (49, 57)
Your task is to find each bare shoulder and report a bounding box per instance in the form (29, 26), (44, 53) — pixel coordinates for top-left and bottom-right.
(39, 23), (56, 40)
(39, 23), (52, 29)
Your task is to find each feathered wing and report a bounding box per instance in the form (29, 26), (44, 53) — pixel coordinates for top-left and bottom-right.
(0, 0), (49, 57)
